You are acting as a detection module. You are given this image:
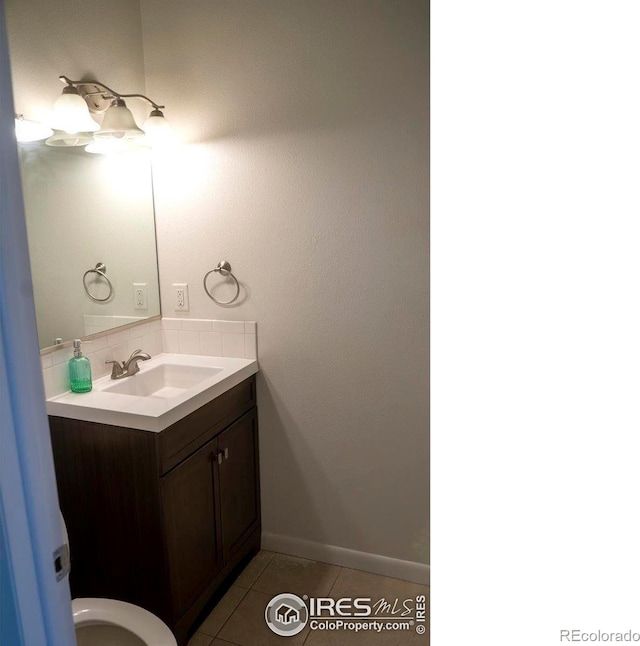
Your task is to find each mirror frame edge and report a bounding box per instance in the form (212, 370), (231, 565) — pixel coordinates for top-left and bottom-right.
(39, 313), (162, 355)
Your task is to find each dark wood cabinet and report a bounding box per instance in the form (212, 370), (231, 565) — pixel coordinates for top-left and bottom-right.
(49, 376), (260, 646)
(218, 409), (260, 563)
(161, 435), (222, 621)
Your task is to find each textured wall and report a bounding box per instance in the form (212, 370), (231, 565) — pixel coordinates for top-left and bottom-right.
(141, 0), (429, 565)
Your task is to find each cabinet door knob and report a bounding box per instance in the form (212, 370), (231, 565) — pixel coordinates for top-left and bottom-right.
(224, 448), (229, 460)
(217, 452), (224, 465)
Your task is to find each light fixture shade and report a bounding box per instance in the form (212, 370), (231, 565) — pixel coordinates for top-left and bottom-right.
(141, 109), (172, 146)
(95, 99), (144, 139)
(45, 131), (94, 147)
(15, 115), (53, 142)
(51, 86), (99, 133)
(85, 138), (135, 154)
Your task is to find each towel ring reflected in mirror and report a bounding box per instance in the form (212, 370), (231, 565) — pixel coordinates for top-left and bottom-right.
(203, 260), (240, 305)
(83, 262), (113, 302)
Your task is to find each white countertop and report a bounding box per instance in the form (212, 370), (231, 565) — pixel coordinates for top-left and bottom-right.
(46, 353), (258, 432)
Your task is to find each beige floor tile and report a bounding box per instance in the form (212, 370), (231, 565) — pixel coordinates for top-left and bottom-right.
(187, 632), (214, 646)
(211, 640), (240, 645)
(251, 553), (341, 597)
(218, 589), (310, 646)
(234, 550), (275, 588)
(198, 585), (248, 636)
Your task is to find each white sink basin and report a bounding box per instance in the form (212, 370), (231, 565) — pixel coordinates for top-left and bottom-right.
(103, 363), (223, 400)
(46, 353), (258, 432)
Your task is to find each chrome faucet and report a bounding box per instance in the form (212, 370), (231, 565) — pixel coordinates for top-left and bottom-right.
(105, 350), (151, 379)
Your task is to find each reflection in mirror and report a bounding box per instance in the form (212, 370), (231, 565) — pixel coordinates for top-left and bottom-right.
(18, 143), (160, 350)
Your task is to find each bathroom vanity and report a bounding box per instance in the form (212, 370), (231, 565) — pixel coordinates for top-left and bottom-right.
(47, 356), (260, 646)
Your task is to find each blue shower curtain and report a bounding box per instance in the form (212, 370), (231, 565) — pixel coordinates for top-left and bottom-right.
(0, 5), (76, 644)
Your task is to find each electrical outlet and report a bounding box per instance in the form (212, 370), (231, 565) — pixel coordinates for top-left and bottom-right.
(133, 283), (148, 310)
(173, 283), (189, 311)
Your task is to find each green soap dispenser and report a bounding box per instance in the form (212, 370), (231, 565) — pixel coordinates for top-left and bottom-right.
(69, 339), (92, 393)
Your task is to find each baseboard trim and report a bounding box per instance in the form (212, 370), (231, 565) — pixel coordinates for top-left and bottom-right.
(261, 532), (429, 586)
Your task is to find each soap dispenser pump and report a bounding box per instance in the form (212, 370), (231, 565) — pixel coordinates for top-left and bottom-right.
(69, 339), (92, 393)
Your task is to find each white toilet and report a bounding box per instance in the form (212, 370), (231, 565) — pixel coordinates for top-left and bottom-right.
(72, 597), (177, 646)
(61, 512), (177, 646)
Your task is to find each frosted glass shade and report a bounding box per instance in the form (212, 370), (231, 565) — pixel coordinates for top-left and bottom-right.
(51, 87), (99, 133)
(95, 100), (144, 139)
(141, 109), (172, 146)
(45, 131), (94, 147)
(15, 116), (53, 142)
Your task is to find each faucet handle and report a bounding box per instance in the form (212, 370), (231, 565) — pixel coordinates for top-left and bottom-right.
(105, 359), (124, 379)
(123, 350), (151, 377)
(125, 349), (151, 365)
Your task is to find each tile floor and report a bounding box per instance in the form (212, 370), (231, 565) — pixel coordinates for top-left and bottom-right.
(187, 551), (430, 646)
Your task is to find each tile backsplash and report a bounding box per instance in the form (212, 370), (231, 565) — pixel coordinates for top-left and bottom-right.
(41, 318), (257, 399)
(160, 318), (257, 361)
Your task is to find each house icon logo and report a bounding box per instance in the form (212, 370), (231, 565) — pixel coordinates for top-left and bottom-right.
(265, 593), (308, 636)
(276, 603), (300, 625)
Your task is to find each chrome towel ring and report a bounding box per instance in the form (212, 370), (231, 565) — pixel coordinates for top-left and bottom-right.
(83, 262), (113, 302)
(203, 260), (240, 305)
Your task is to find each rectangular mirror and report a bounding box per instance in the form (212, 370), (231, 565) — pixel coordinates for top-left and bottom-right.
(18, 143), (161, 350)
(5, 0), (161, 352)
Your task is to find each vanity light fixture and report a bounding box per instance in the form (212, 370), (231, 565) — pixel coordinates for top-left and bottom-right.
(141, 108), (172, 147)
(14, 114), (53, 142)
(46, 75), (170, 148)
(95, 98), (145, 140)
(51, 84), (100, 133)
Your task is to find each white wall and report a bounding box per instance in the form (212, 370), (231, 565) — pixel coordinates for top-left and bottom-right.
(5, 0), (159, 349)
(141, 0), (429, 568)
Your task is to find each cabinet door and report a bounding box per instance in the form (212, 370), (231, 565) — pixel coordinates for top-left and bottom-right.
(161, 437), (222, 620)
(217, 408), (260, 562)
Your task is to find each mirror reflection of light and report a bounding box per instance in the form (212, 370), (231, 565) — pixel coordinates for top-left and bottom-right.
(45, 131), (94, 147)
(85, 138), (136, 155)
(97, 148), (153, 197)
(15, 116), (53, 142)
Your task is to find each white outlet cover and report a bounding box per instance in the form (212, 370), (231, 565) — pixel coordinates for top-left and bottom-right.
(133, 283), (148, 310)
(173, 283), (189, 311)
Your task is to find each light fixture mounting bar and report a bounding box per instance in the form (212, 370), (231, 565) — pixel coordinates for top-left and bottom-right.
(58, 75), (165, 111)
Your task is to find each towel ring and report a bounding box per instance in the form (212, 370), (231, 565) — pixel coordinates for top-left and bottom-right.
(203, 260), (240, 305)
(83, 262), (113, 302)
